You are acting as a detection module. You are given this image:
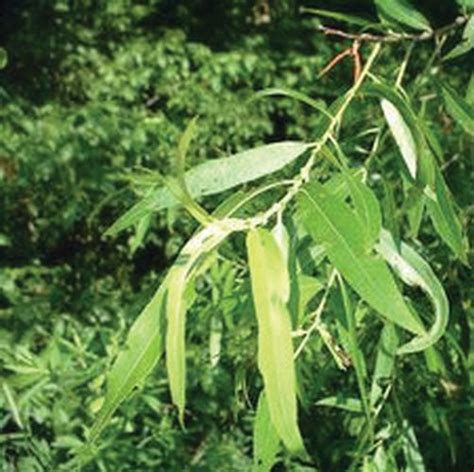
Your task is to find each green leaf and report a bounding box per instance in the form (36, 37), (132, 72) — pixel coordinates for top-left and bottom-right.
(381, 99), (418, 179)
(106, 141), (309, 235)
(438, 79), (474, 136)
(253, 393), (280, 472)
(247, 228), (304, 452)
(400, 420), (426, 472)
(426, 165), (468, 262)
(444, 15), (474, 60)
(301, 7), (373, 27)
(298, 181), (424, 335)
(374, 0), (431, 31)
(370, 323), (399, 408)
(338, 277), (372, 429)
(467, 72), (474, 105)
(377, 229), (449, 354)
(89, 277), (168, 443)
(316, 395), (363, 413)
(367, 83), (435, 187)
(209, 314), (223, 368)
(129, 213), (151, 254)
(166, 223), (232, 424)
(255, 88), (332, 119)
(176, 117), (198, 179)
(345, 171), (382, 249)
(0, 48), (7, 69)
(404, 187), (425, 239)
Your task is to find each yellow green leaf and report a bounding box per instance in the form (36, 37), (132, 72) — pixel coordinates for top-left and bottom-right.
(247, 228), (304, 452)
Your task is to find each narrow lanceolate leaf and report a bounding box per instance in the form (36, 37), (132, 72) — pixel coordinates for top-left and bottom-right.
(255, 88), (332, 119)
(300, 7), (373, 26)
(377, 229), (449, 354)
(438, 80), (474, 136)
(426, 165), (468, 262)
(253, 393), (280, 472)
(316, 395), (363, 413)
(166, 223), (232, 424)
(344, 171), (382, 249)
(338, 277), (372, 430)
(374, 0), (431, 31)
(370, 323), (399, 409)
(381, 99), (417, 179)
(366, 83), (434, 188)
(298, 182), (424, 336)
(106, 141), (309, 235)
(89, 277), (168, 443)
(444, 15), (474, 60)
(400, 421), (426, 472)
(247, 228), (304, 452)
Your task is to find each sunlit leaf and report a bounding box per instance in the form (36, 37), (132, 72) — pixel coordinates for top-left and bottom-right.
(253, 393), (280, 472)
(298, 181), (424, 335)
(106, 141), (309, 235)
(366, 82), (435, 188)
(381, 99), (417, 179)
(89, 277), (169, 443)
(166, 224), (232, 424)
(247, 228), (304, 452)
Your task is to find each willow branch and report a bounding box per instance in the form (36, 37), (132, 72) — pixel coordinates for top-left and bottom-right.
(316, 16), (468, 44)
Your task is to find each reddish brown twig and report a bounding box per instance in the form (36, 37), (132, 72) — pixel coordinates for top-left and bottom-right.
(319, 40), (363, 84)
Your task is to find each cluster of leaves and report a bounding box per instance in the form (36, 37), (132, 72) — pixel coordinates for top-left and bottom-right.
(1, 1), (473, 471)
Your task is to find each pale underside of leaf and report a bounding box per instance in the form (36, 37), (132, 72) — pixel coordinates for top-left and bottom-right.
(381, 99), (417, 179)
(107, 141), (309, 235)
(377, 229), (449, 354)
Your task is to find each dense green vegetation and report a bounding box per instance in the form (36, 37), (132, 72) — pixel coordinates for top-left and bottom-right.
(1, 1), (473, 471)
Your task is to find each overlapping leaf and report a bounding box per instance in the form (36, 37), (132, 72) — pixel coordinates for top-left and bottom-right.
(438, 79), (474, 136)
(298, 181), (424, 335)
(377, 229), (449, 354)
(166, 223), (232, 424)
(381, 99), (418, 179)
(426, 166), (468, 262)
(107, 141), (309, 235)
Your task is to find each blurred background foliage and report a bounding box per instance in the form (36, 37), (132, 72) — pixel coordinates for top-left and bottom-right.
(0, 1), (473, 470)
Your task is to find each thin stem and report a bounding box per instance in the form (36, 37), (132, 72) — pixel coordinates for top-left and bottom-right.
(243, 42), (381, 231)
(395, 42), (415, 88)
(316, 16), (467, 44)
(294, 270), (338, 360)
